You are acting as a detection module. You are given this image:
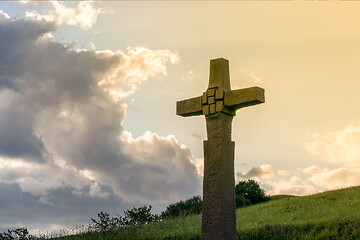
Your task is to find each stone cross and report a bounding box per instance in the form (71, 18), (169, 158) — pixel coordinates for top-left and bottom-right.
(176, 58), (265, 240)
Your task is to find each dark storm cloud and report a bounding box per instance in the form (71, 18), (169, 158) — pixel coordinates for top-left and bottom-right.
(0, 107), (45, 161)
(0, 183), (130, 233)
(0, 11), (200, 231)
(0, 76), (19, 91)
(0, 19), (56, 78)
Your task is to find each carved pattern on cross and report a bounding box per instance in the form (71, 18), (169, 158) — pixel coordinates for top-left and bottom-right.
(202, 88), (225, 116)
(176, 58), (265, 119)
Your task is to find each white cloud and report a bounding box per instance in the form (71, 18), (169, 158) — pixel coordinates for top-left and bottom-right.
(277, 169), (290, 177)
(97, 47), (180, 100)
(237, 164), (360, 196)
(265, 176), (318, 196)
(0, 157), (90, 196)
(302, 165), (326, 175)
(89, 181), (110, 199)
(305, 125), (360, 167)
(118, 131), (200, 202)
(191, 157), (204, 177)
(236, 164), (274, 181)
(308, 167), (360, 190)
(251, 124), (360, 196)
(0, 10), (10, 20)
(25, 1), (104, 29)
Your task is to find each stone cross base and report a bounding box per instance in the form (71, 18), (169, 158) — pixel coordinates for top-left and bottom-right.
(202, 113), (237, 240)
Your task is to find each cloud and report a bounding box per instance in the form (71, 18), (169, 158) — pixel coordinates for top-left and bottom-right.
(238, 66), (263, 84)
(305, 125), (360, 167)
(97, 47), (179, 100)
(0, 182), (132, 233)
(236, 164), (274, 181)
(254, 124), (360, 195)
(265, 178), (318, 196)
(119, 131), (200, 202)
(0, 157), (90, 196)
(181, 70), (194, 83)
(307, 167), (360, 190)
(237, 164), (360, 196)
(25, 1), (104, 29)
(0, 108), (46, 162)
(0, 11), (200, 219)
(191, 157), (204, 177)
(0, 75), (19, 91)
(89, 181), (110, 199)
(0, 10), (9, 20)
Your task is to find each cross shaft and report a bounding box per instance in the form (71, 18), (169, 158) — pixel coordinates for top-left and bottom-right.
(176, 58), (265, 240)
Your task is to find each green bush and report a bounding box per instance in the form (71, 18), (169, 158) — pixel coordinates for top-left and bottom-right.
(90, 211), (123, 240)
(123, 205), (157, 226)
(91, 205), (157, 230)
(161, 181), (270, 219)
(161, 196), (202, 219)
(235, 195), (252, 208)
(235, 180), (270, 207)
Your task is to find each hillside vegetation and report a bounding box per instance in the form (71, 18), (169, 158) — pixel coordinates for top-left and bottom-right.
(54, 186), (360, 239)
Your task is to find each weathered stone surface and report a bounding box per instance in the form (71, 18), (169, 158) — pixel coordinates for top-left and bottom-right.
(208, 96), (215, 104)
(215, 89), (224, 100)
(203, 113), (236, 240)
(209, 104), (216, 114)
(215, 101), (223, 112)
(177, 96), (202, 117)
(203, 104), (210, 116)
(202, 92), (208, 105)
(176, 57), (265, 240)
(224, 87), (265, 111)
(207, 88), (216, 96)
(208, 58), (231, 90)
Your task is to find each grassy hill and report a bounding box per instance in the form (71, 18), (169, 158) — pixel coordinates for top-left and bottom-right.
(54, 186), (360, 240)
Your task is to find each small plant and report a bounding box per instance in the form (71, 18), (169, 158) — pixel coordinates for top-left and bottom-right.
(0, 228), (37, 240)
(123, 205), (156, 226)
(90, 211), (123, 239)
(90, 205), (157, 239)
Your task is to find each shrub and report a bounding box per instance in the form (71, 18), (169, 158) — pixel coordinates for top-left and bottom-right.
(0, 228), (37, 240)
(161, 181), (270, 219)
(235, 195), (252, 208)
(123, 205), (156, 226)
(235, 179), (270, 207)
(90, 211), (123, 239)
(91, 211), (121, 231)
(161, 196), (202, 219)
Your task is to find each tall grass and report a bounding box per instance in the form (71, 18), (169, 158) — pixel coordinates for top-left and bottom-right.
(51, 186), (360, 240)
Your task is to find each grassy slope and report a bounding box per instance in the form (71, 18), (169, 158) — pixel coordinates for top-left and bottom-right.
(57, 186), (360, 240)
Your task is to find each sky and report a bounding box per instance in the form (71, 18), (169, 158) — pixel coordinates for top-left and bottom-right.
(1, 0), (360, 233)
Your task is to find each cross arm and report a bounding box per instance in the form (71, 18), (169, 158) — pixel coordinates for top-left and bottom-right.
(176, 96), (203, 117)
(224, 86), (265, 111)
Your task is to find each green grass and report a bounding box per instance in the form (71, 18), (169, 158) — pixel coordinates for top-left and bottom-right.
(53, 186), (360, 239)
(269, 194), (296, 201)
